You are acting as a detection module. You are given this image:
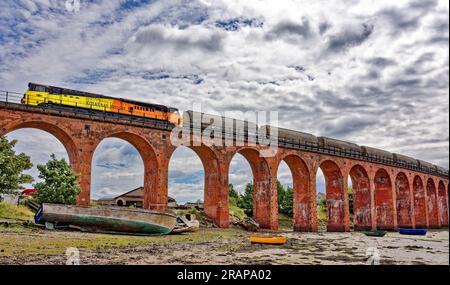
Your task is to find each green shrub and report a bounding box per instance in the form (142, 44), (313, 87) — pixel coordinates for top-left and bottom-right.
(34, 154), (81, 205)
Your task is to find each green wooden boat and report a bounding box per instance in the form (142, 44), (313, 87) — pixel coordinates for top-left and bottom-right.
(363, 230), (387, 237)
(35, 203), (177, 235)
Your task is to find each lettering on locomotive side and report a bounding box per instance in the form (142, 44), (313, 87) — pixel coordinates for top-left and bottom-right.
(86, 99), (109, 108)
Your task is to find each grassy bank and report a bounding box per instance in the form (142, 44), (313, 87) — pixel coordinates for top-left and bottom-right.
(0, 202), (34, 221)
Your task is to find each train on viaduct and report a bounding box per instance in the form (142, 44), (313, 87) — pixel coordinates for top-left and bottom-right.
(1, 92), (448, 232)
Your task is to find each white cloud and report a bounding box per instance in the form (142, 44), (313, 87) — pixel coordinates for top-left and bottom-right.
(1, 0), (448, 202)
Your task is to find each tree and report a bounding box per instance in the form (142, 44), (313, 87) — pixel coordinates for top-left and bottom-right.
(0, 136), (33, 195)
(276, 180), (294, 217)
(238, 182), (253, 216)
(282, 187), (294, 217)
(34, 154), (81, 205)
(277, 180), (286, 213)
(318, 193), (327, 210)
(228, 183), (241, 207)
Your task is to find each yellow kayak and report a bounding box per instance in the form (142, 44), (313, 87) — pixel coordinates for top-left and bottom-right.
(249, 236), (287, 245)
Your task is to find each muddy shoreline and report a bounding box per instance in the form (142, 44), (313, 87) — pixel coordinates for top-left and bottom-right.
(0, 227), (448, 265)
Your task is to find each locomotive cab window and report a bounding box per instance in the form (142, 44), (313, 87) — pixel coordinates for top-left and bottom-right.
(50, 87), (62, 94)
(169, 108), (179, 114)
(35, 86), (46, 92)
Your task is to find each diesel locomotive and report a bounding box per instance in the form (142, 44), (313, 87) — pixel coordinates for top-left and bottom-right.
(21, 83), (182, 126)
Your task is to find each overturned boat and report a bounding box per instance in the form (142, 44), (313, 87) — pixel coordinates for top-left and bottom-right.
(249, 236), (287, 245)
(363, 230), (387, 237)
(35, 203), (177, 235)
(398, 228), (427, 236)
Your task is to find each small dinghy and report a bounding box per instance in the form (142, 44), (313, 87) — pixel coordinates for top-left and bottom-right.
(35, 203), (177, 235)
(249, 236), (287, 245)
(363, 230), (387, 237)
(171, 214), (200, 234)
(398, 228), (427, 236)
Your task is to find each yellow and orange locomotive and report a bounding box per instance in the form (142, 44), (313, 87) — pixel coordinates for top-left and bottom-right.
(21, 83), (182, 126)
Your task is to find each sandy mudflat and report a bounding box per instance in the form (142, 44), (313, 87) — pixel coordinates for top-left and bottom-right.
(0, 227), (448, 265)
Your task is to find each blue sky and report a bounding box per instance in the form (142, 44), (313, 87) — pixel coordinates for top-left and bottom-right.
(2, 0), (449, 203)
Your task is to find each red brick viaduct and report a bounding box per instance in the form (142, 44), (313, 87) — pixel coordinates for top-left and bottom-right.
(1, 103), (448, 231)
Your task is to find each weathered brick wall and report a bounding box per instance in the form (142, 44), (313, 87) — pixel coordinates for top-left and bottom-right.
(427, 179), (440, 228)
(350, 165), (372, 230)
(413, 176), (427, 228)
(395, 172), (413, 228)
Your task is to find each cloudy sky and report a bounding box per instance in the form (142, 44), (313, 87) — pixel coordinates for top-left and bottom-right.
(1, 0), (448, 203)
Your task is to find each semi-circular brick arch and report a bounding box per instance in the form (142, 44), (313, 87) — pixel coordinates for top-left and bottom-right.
(1, 106), (448, 232)
(91, 131), (160, 210)
(278, 154), (311, 232)
(188, 146), (228, 228)
(0, 118), (79, 165)
(0, 117), (86, 202)
(227, 147), (274, 229)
